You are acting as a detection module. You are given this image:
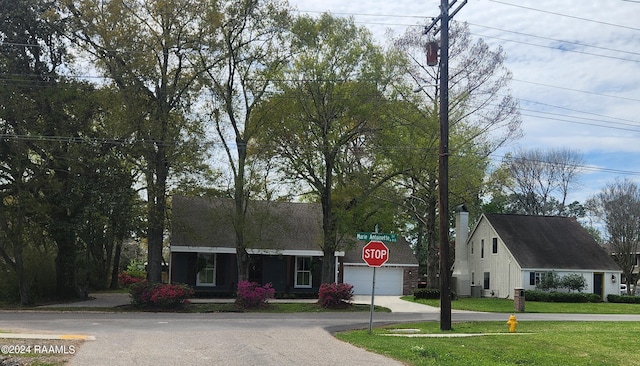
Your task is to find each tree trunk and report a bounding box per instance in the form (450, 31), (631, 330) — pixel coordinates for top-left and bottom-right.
(110, 239), (123, 289)
(146, 148), (168, 284)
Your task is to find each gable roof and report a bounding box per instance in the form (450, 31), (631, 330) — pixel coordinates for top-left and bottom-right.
(483, 213), (620, 271)
(171, 196), (418, 265)
(171, 196), (324, 251)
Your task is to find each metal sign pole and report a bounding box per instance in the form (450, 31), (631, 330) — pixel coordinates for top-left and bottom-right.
(368, 266), (376, 334)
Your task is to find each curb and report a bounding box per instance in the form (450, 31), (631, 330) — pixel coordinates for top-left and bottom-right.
(0, 333), (95, 340)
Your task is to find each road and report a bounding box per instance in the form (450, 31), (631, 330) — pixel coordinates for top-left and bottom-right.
(2, 311), (640, 365)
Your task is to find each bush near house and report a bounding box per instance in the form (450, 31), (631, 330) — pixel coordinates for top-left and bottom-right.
(130, 282), (194, 309)
(235, 281), (275, 309)
(607, 294), (640, 303)
(318, 283), (354, 308)
(118, 272), (145, 287)
(525, 290), (601, 303)
(413, 288), (457, 300)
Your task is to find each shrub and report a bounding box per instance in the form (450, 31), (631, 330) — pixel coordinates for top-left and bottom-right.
(235, 281), (275, 309)
(607, 294), (640, 303)
(414, 288), (440, 300)
(524, 290), (601, 303)
(130, 282), (194, 309)
(318, 283), (354, 308)
(413, 288), (457, 300)
(118, 272), (146, 287)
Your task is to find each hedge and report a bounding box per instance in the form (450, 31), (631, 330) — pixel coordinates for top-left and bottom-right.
(607, 294), (640, 304)
(414, 288), (457, 300)
(524, 290), (601, 303)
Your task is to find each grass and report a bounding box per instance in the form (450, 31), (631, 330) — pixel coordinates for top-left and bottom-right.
(337, 321), (640, 365)
(402, 296), (640, 314)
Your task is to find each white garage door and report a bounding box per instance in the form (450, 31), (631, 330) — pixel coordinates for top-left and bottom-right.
(343, 266), (404, 296)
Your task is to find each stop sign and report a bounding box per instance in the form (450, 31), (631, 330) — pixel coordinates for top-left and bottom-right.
(362, 241), (389, 267)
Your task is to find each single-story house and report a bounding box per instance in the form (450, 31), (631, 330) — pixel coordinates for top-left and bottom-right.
(452, 208), (622, 300)
(170, 196), (418, 296)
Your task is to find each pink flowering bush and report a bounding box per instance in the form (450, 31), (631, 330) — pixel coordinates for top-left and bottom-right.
(130, 282), (194, 309)
(118, 272), (146, 287)
(318, 283), (353, 308)
(235, 281), (275, 309)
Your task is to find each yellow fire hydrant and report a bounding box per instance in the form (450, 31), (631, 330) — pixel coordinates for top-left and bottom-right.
(506, 314), (518, 333)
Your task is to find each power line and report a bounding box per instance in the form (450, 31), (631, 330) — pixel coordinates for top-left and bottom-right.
(487, 0), (640, 31)
(466, 22), (640, 58)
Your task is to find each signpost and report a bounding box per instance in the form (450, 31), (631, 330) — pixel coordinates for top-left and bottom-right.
(362, 240), (389, 334)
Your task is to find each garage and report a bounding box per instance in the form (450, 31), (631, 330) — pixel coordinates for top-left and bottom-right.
(343, 265), (404, 296)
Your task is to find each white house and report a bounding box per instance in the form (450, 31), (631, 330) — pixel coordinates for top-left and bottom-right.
(452, 207), (622, 300)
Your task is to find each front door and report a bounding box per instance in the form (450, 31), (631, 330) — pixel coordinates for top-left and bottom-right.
(593, 272), (603, 299)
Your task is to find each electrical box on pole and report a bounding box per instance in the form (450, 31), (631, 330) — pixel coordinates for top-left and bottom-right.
(426, 41), (439, 66)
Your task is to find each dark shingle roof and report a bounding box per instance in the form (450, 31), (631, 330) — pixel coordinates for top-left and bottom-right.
(171, 196), (418, 265)
(171, 196), (324, 251)
(484, 213), (620, 270)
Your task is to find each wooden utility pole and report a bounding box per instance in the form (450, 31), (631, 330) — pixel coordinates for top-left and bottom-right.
(424, 0), (467, 331)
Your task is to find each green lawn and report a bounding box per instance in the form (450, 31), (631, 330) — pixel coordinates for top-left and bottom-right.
(337, 321), (640, 366)
(403, 296), (640, 314)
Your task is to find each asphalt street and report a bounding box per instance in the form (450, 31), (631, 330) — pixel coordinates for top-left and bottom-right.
(3, 295), (640, 365)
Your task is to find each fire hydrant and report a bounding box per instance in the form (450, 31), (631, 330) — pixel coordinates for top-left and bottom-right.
(506, 314), (518, 333)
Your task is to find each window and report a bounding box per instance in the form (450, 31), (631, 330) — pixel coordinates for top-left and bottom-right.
(481, 239), (485, 258)
(471, 241), (474, 255)
(492, 238), (498, 254)
(196, 253), (216, 286)
(295, 256), (312, 288)
(529, 272), (546, 286)
(483, 272), (490, 290)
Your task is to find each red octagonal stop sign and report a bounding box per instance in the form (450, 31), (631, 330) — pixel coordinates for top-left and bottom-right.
(362, 241), (389, 267)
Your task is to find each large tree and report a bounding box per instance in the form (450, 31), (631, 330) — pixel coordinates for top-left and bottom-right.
(490, 148), (585, 216)
(199, 0), (292, 282)
(255, 13), (405, 283)
(64, 0), (213, 282)
(587, 179), (640, 293)
(390, 22), (522, 286)
(0, 0), (88, 302)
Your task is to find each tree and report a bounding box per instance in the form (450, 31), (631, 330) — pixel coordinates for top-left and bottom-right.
(587, 179), (640, 293)
(492, 148), (585, 216)
(390, 22), (521, 285)
(255, 13), (404, 283)
(0, 0), (79, 303)
(64, 0), (213, 283)
(561, 273), (587, 293)
(199, 0), (292, 282)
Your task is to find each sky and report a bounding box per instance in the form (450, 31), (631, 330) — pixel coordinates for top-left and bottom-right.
(288, 0), (640, 206)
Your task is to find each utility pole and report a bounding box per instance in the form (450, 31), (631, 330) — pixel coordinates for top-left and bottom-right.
(424, 0), (467, 331)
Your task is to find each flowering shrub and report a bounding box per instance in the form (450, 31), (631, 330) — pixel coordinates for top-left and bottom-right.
(130, 282), (194, 309)
(235, 281), (275, 309)
(318, 283), (353, 308)
(118, 272), (146, 287)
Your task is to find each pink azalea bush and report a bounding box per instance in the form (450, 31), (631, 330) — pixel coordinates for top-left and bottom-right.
(118, 272), (146, 287)
(318, 283), (353, 308)
(130, 282), (194, 309)
(236, 281), (275, 309)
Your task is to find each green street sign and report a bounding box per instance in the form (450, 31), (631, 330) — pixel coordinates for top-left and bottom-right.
(356, 232), (398, 243)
